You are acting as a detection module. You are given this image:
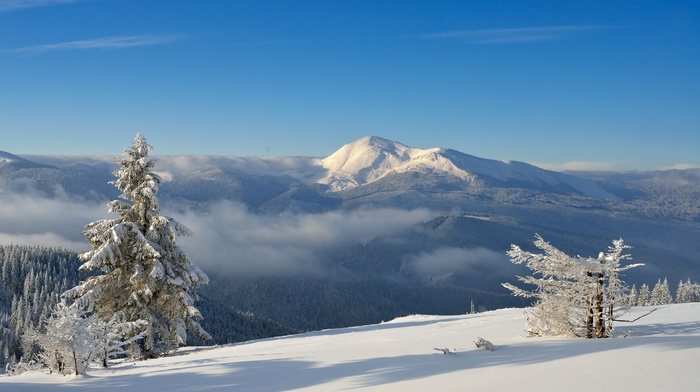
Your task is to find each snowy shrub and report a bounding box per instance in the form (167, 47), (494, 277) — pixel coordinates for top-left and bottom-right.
(503, 235), (642, 338)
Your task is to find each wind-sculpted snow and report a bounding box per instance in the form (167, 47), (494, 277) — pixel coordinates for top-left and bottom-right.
(3, 304), (698, 391)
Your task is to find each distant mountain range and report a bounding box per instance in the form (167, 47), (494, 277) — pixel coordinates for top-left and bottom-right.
(2, 136), (700, 331)
(7, 135), (697, 213)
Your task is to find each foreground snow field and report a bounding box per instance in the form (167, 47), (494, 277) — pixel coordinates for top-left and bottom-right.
(2, 304), (699, 391)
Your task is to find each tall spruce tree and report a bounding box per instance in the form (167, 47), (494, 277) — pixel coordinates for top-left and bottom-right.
(67, 134), (210, 358)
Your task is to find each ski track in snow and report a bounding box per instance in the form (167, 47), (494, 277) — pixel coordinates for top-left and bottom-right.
(2, 304), (699, 391)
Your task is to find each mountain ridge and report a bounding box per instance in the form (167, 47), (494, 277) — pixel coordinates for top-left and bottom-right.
(2, 138), (700, 342)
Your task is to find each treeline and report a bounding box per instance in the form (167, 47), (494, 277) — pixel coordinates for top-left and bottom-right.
(626, 278), (700, 306)
(0, 244), (90, 367)
(203, 275), (527, 332)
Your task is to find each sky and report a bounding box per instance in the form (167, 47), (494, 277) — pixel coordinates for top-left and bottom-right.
(0, 0), (698, 171)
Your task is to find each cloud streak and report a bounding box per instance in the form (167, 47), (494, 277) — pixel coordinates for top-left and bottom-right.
(0, 0), (81, 12)
(421, 25), (611, 44)
(12, 35), (180, 54)
(533, 161), (616, 172)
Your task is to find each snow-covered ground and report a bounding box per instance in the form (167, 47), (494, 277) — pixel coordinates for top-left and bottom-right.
(3, 304), (699, 391)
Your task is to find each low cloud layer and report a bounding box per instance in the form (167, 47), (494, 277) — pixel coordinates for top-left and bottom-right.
(174, 202), (434, 277)
(407, 247), (509, 277)
(0, 181), (109, 250)
(0, 186), (435, 277)
(21, 154), (325, 182)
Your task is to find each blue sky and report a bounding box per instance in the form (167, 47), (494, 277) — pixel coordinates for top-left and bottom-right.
(1, 0), (698, 170)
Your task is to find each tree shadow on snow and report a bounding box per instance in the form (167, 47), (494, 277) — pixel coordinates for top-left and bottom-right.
(618, 321), (700, 337)
(6, 332), (697, 392)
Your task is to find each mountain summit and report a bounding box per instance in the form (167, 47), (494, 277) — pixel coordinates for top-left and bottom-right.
(315, 136), (618, 200)
(318, 136), (476, 191)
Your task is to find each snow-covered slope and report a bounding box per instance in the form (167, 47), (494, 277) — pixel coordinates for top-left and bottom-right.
(3, 303), (698, 391)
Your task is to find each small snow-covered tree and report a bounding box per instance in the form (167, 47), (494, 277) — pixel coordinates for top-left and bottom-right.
(637, 284), (651, 306)
(627, 284), (638, 307)
(89, 312), (148, 367)
(31, 301), (93, 375)
(502, 235), (590, 337)
(676, 279), (700, 303)
(29, 302), (148, 374)
(66, 134), (210, 358)
(650, 278), (673, 305)
(502, 235), (642, 338)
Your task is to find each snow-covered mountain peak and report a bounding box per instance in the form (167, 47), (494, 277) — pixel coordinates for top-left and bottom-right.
(321, 136), (412, 171)
(314, 136), (620, 199)
(318, 136), (474, 191)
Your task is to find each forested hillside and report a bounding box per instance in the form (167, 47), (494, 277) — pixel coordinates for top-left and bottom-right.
(0, 245), (293, 368)
(0, 245), (88, 367)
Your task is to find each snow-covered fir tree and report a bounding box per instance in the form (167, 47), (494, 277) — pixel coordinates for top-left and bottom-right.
(502, 235), (642, 338)
(676, 278), (700, 303)
(627, 284), (638, 307)
(637, 284), (651, 306)
(650, 278), (673, 305)
(66, 134), (210, 358)
(30, 301), (94, 375)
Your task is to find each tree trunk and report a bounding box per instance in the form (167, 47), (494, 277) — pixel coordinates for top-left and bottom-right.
(595, 272), (606, 338)
(72, 350), (79, 376)
(56, 350), (63, 374)
(586, 272), (594, 338)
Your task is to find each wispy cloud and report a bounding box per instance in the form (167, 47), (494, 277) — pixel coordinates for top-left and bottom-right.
(12, 35), (180, 54)
(533, 161), (615, 172)
(659, 164), (700, 171)
(421, 25), (611, 44)
(0, 0), (81, 12)
(407, 247), (509, 278)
